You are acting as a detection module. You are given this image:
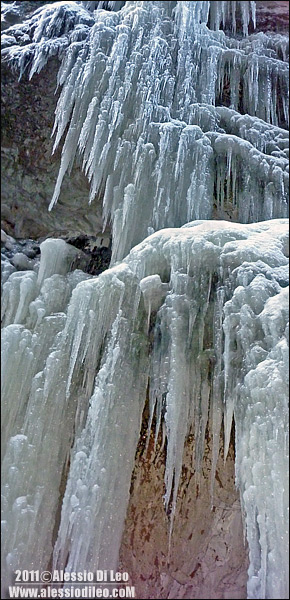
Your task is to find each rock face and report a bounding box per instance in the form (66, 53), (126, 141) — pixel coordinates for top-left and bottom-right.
(1, 59), (105, 240)
(255, 1), (289, 33)
(120, 427), (248, 599)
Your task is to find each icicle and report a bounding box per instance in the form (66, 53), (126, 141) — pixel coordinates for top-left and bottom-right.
(224, 280), (289, 600)
(37, 238), (87, 285)
(53, 266), (149, 573)
(140, 274), (168, 331)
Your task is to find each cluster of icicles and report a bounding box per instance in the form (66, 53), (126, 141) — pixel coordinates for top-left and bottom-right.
(2, 220), (289, 599)
(2, 1), (289, 262)
(1, 2), (289, 600)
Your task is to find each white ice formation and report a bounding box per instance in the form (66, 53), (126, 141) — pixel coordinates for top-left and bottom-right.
(2, 220), (289, 598)
(1, 1), (288, 261)
(1, 2), (289, 600)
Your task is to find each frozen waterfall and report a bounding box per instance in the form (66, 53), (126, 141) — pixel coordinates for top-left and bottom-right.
(2, 220), (289, 598)
(2, 0), (288, 262)
(1, 2), (289, 600)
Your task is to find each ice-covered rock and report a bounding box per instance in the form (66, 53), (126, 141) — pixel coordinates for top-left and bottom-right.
(1, 2), (289, 599)
(1, 1), (288, 261)
(1, 219), (288, 599)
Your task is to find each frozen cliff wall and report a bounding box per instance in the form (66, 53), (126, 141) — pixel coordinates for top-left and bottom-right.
(1, 1), (289, 250)
(1, 220), (289, 599)
(1, 2), (289, 600)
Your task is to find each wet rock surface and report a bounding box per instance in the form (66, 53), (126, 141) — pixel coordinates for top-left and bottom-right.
(255, 1), (289, 34)
(66, 234), (112, 275)
(1, 59), (105, 241)
(120, 422), (248, 599)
